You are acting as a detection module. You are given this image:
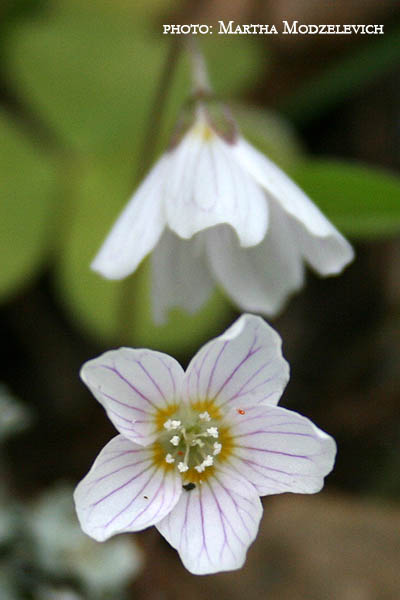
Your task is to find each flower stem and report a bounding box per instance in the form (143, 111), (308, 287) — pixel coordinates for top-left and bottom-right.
(135, 38), (181, 181)
(118, 38), (181, 342)
(185, 37), (213, 99)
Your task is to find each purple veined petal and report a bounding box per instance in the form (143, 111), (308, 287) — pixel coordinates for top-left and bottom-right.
(231, 138), (354, 274)
(156, 465), (262, 575)
(165, 119), (269, 248)
(151, 228), (215, 325)
(80, 348), (185, 446)
(223, 404), (336, 496)
(183, 314), (289, 410)
(91, 155), (168, 280)
(74, 435), (182, 542)
(206, 201), (304, 317)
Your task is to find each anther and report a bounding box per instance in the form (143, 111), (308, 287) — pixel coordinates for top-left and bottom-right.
(203, 455), (213, 467)
(194, 455), (214, 473)
(164, 419), (181, 431)
(165, 453), (175, 464)
(178, 462), (189, 473)
(206, 427), (219, 438)
(213, 442), (222, 456)
(199, 411), (211, 422)
(170, 435), (180, 446)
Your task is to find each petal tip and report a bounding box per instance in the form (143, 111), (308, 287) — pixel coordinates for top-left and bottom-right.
(90, 253), (133, 280)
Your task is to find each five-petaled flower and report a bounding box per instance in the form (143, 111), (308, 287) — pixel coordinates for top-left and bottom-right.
(74, 314), (336, 575)
(91, 104), (354, 323)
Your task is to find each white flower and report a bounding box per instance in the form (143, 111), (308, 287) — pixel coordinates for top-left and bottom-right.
(35, 587), (83, 600)
(91, 105), (354, 322)
(0, 384), (31, 441)
(74, 314), (336, 575)
(30, 486), (143, 594)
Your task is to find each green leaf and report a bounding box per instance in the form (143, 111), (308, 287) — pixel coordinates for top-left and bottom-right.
(203, 36), (266, 97)
(55, 155), (233, 355)
(0, 110), (58, 301)
(292, 159), (400, 238)
(281, 26), (400, 124)
(6, 1), (264, 158)
(5, 7), (164, 156)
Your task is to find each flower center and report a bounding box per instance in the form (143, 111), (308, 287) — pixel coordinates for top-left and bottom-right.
(192, 119), (215, 142)
(158, 408), (223, 478)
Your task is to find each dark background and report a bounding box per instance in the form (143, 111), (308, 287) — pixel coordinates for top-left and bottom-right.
(1, 0), (400, 598)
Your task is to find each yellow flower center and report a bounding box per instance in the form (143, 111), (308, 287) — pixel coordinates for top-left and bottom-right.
(152, 402), (233, 485)
(192, 120), (215, 142)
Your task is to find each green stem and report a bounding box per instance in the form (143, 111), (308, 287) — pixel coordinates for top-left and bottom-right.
(135, 37), (181, 181)
(118, 38), (181, 342)
(185, 37), (212, 98)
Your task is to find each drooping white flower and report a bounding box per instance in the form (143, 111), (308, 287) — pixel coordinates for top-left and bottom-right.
(74, 314), (336, 575)
(91, 104), (354, 322)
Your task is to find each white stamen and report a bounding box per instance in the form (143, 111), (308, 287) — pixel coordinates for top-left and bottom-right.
(213, 442), (222, 456)
(203, 455), (214, 467)
(164, 419), (181, 432)
(164, 414), (221, 476)
(199, 411), (211, 422)
(194, 454), (214, 472)
(206, 427), (219, 438)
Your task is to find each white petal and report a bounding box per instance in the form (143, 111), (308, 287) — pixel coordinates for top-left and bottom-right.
(91, 157), (167, 280)
(206, 203), (304, 316)
(74, 435), (182, 541)
(156, 466), (262, 574)
(291, 218), (354, 275)
(151, 229), (215, 324)
(232, 139), (354, 273)
(183, 314), (289, 409)
(81, 348), (184, 446)
(224, 405), (336, 496)
(232, 138), (335, 236)
(165, 126), (269, 247)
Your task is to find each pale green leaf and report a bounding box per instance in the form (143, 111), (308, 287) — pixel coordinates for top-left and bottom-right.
(281, 27), (400, 124)
(6, 1), (264, 158)
(292, 159), (400, 238)
(5, 8), (164, 156)
(0, 110), (58, 301)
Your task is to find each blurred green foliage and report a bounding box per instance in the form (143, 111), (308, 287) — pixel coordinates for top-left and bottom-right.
(281, 26), (400, 125)
(1, 0), (399, 352)
(293, 160), (400, 238)
(5, 0), (264, 157)
(0, 110), (58, 301)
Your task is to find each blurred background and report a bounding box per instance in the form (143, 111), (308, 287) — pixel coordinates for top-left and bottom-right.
(1, 0), (400, 598)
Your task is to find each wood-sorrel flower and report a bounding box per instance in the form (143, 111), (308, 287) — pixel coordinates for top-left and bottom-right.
(91, 104), (354, 322)
(74, 314), (336, 574)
